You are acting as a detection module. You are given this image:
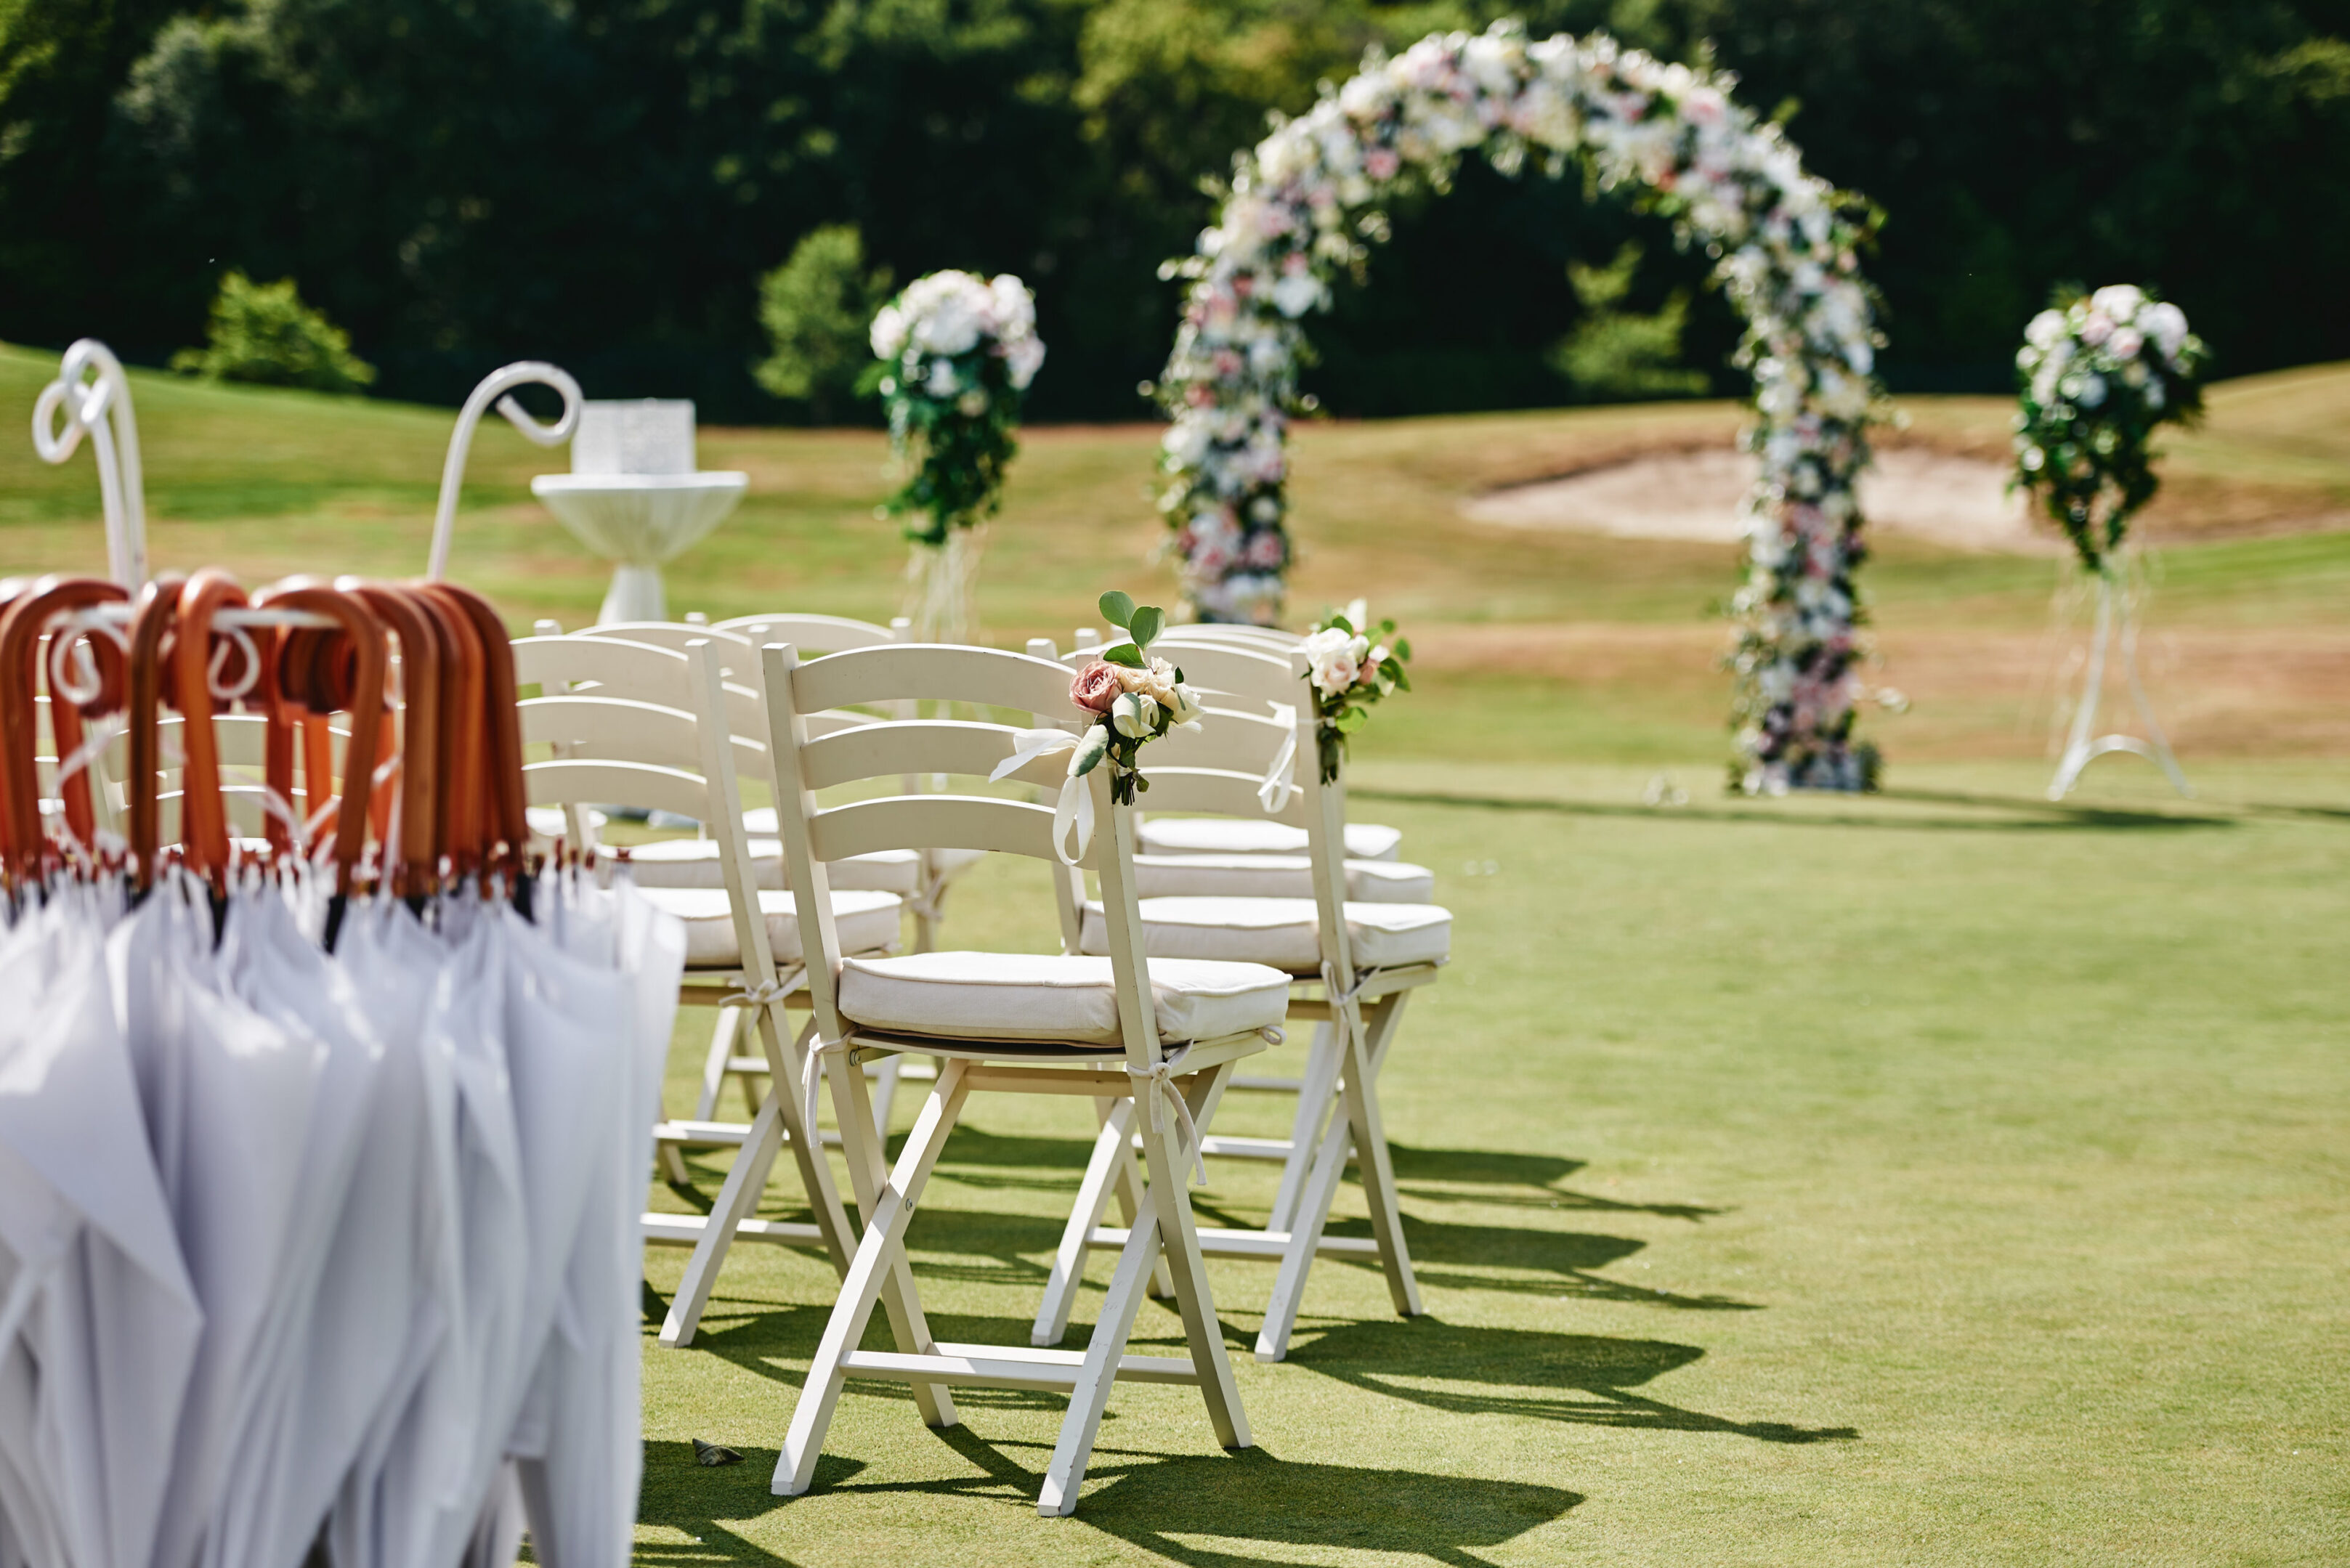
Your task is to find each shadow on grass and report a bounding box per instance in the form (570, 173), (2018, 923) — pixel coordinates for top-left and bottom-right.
(1387, 1144), (1725, 1221)
(1353, 784), (2233, 833)
(636, 1440), (863, 1566)
(778, 1428), (1581, 1566)
(1291, 1318), (1856, 1445)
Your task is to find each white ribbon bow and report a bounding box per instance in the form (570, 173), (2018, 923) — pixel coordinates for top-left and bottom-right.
(1129, 1044), (1210, 1187)
(989, 727), (1095, 866)
(721, 975), (794, 1011)
(1257, 702), (1299, 813)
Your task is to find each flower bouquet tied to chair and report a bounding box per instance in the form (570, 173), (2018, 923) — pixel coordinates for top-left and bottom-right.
(1002, 594), (1204, 855)
(868, 269), (1046, 641)
(1302, 600), (1411, 783)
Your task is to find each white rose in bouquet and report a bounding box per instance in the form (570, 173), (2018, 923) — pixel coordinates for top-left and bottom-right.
(1302, 625), (1362, 694)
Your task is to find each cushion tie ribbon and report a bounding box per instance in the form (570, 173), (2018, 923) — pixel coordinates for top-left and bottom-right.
(798, 1030), (854, 1141)
(1128, 1043), (1209, 1187)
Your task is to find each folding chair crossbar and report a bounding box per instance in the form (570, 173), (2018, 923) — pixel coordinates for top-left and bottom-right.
(776, 1033), (1264, 1514)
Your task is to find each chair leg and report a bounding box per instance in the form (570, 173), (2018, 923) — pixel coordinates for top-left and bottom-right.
(775, 1061), (970, 1498)
(658, 1084), (787, 1348)
(694, 1003), (742, 1121)
(1341, 994), (1420, 1319)
(1032, 1097), (1135, 1346)
(1111, 1108), (1178, 1301)
(1254, 992), (1422, 1361)
(1254, 1094), (1352, 1363)
(1037, 1065), (1249, 1516)
(1267, 1020), (1342, 1233)
(660, 1009), (857, 1349)
(763, 1012), (857, 1274)
(1154, 1064), (1248, 1448)
(865, 1052), (904, 1137)
(827, 1054), (958, 1429)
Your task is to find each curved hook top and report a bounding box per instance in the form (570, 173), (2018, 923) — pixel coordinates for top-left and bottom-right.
(426, 361), (582, 581)
(31, 339), (147, 590)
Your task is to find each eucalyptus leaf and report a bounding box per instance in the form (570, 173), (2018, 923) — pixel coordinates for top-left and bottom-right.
(1127, 605), (1164, 648)
(1098, 590), (1136, 630)
(1100, 641), (1146, 667)
(1072, 727), (1110, 776)
(1393, 635), (1411, 661)
(1334, 707), (1369, 732)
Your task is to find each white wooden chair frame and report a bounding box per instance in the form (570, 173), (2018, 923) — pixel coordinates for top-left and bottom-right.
(758, 640), (1275, 1514)
(566, 612), (965, 1138)
(1032, 639), (1436, 1362)
(514, 634), (876, 1346)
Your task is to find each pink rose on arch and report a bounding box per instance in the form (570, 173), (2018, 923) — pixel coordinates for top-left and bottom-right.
(1365, 148), (1401, 180)
(1070, 662), (1124, 714)
(1242, 530), (1287, 569)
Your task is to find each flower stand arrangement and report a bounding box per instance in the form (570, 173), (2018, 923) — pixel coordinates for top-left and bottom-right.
(868, 270), (1047, 642)
(2011, 284), (2208, 800)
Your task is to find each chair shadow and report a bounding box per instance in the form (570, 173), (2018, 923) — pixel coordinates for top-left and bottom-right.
(1352, 784), (2232, 833)
(635, 1439), (859, 1567)
(822, 1428), (1581, 1567)
(1386, 1144), (1725, 1222)
(1290, 1317), (1857, 1445)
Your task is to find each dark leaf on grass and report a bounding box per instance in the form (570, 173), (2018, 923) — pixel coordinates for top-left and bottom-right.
(692, 1439), (742, 1466)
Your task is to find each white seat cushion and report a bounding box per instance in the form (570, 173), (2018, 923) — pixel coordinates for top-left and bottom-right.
(624, 838), (923, 893)
(1138, 817), (1403, 861)
(641, 887), (903, 968)
(1079, 896), (1451, 975)
(1134, 853), (1434, 903)
(838, 951), (1289, 1047)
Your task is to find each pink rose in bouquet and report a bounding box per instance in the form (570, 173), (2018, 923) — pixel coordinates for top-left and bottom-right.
(1069, 660), (1124, 713)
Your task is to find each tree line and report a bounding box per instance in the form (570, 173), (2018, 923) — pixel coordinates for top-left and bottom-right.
(2, 0), (2345, 421)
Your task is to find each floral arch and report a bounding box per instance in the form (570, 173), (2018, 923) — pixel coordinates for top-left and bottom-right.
(1153, 21), (1887, 792)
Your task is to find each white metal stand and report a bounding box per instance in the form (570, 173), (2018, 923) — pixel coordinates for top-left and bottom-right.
(2046, 562), (2191, 801)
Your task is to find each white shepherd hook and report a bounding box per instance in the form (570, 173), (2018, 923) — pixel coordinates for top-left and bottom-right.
(2047, 562), (2192, 802)
(32, 340), (147, 588)
(425, 362), (583, 580)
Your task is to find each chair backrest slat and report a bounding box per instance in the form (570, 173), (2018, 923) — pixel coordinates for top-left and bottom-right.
(800, 718), (1071, 794)
(809, 794), (1063, 863)
(520, 694), (766, 784)
(521, 756), (713, 823)
(716, 612), (904, 654)
(793, 642), (1071, 719)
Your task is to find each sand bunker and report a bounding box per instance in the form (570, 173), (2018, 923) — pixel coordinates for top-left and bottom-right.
(1462, 446), (2057, 553)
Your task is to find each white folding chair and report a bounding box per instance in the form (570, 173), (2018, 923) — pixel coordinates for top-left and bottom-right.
(512, 633), (899, 1346)
(562, 609), (981, 1133)
(758, 638), (1290, 1514)
(1034, 638), (1446, 1361)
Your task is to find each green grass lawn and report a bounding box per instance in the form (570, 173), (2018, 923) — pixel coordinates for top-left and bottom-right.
(3, 346), (2345, 1561)
(641, 759), (2349, 1565)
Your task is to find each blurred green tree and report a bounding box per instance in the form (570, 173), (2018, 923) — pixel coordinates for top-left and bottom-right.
(171, 270), (376, 391)
(1548, 243), (1708, 401)
(755, 225), (894, 423)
